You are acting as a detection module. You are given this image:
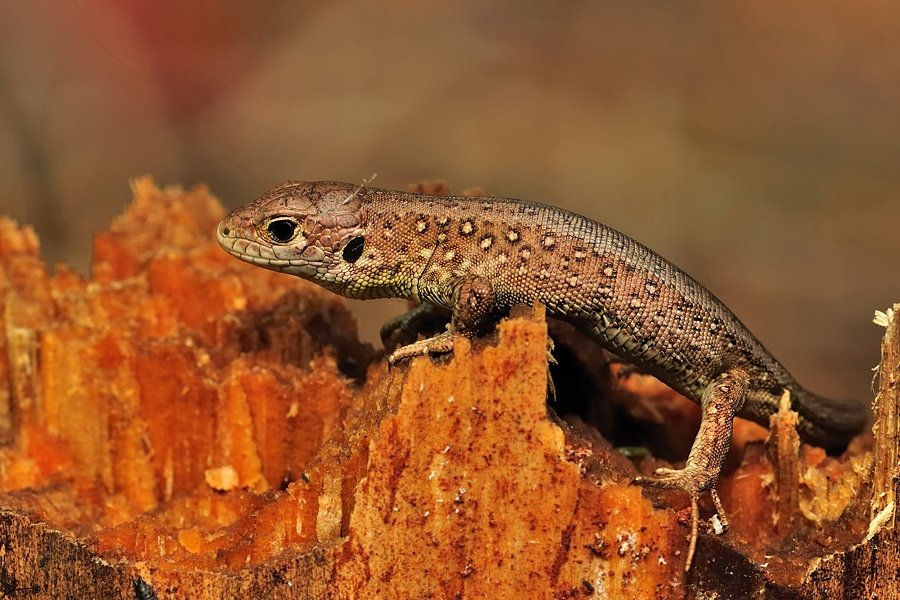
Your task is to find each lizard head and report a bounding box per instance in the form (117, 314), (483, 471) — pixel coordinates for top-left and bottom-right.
(216, 181), (372, 294)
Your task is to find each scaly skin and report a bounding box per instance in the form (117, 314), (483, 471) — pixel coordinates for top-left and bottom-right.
(216, 180), (867, 569)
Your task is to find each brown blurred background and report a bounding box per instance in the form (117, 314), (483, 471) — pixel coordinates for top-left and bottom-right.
(0, 1), (897, 402)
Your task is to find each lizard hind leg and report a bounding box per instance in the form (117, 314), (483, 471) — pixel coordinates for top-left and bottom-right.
(633, 367), (750, 571)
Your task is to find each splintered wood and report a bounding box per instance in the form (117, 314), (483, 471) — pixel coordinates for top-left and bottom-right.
(871, 306), (899, 523)
(767, 392), (801, 536)
(799, 306), (899, 598)
(0, 178), (886, 599)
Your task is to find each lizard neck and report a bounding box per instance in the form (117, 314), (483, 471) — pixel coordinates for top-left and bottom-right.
(339, 197), (434, 301)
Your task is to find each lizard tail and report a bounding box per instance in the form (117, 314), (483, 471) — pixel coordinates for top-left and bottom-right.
(790, 388), (868, 453)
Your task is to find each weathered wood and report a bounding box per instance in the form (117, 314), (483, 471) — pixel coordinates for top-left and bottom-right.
(0, 179), (890, 599)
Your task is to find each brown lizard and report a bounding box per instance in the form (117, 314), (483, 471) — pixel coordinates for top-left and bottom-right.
(216, 180), (867, 570)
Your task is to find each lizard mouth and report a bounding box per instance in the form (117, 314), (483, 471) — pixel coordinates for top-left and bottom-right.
(219, 241), (292, 270)
(216, 219), (292, 269)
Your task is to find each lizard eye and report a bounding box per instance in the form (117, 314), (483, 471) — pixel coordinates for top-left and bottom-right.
(342, 236), (365, 263)
(267, 218), (298, 243)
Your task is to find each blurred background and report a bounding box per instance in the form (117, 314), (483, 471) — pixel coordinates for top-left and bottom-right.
(0, 1), (897, 402)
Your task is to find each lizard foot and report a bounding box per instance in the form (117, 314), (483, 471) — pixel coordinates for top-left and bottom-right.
(387, 331), (458, 365)
(634, 462), (719, 494)
(633, 468), (730, 572)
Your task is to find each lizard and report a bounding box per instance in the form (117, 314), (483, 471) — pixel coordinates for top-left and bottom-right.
(216, 179), (867, 570)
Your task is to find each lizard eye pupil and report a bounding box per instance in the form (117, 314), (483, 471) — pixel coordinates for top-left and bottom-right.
(267, 219), (297, 243)
(342, 236), (365, 263)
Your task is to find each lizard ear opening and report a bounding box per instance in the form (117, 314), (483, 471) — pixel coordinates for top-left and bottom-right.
(342, 236), (365, 263)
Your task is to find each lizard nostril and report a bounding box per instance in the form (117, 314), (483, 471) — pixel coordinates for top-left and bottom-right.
(222, 226), (230, 236)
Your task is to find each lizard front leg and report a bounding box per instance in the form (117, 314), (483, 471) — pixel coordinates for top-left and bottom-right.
(634, 367), (749, 571)
(380, 302), (451, 352)
(387, 276), (496, 365)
